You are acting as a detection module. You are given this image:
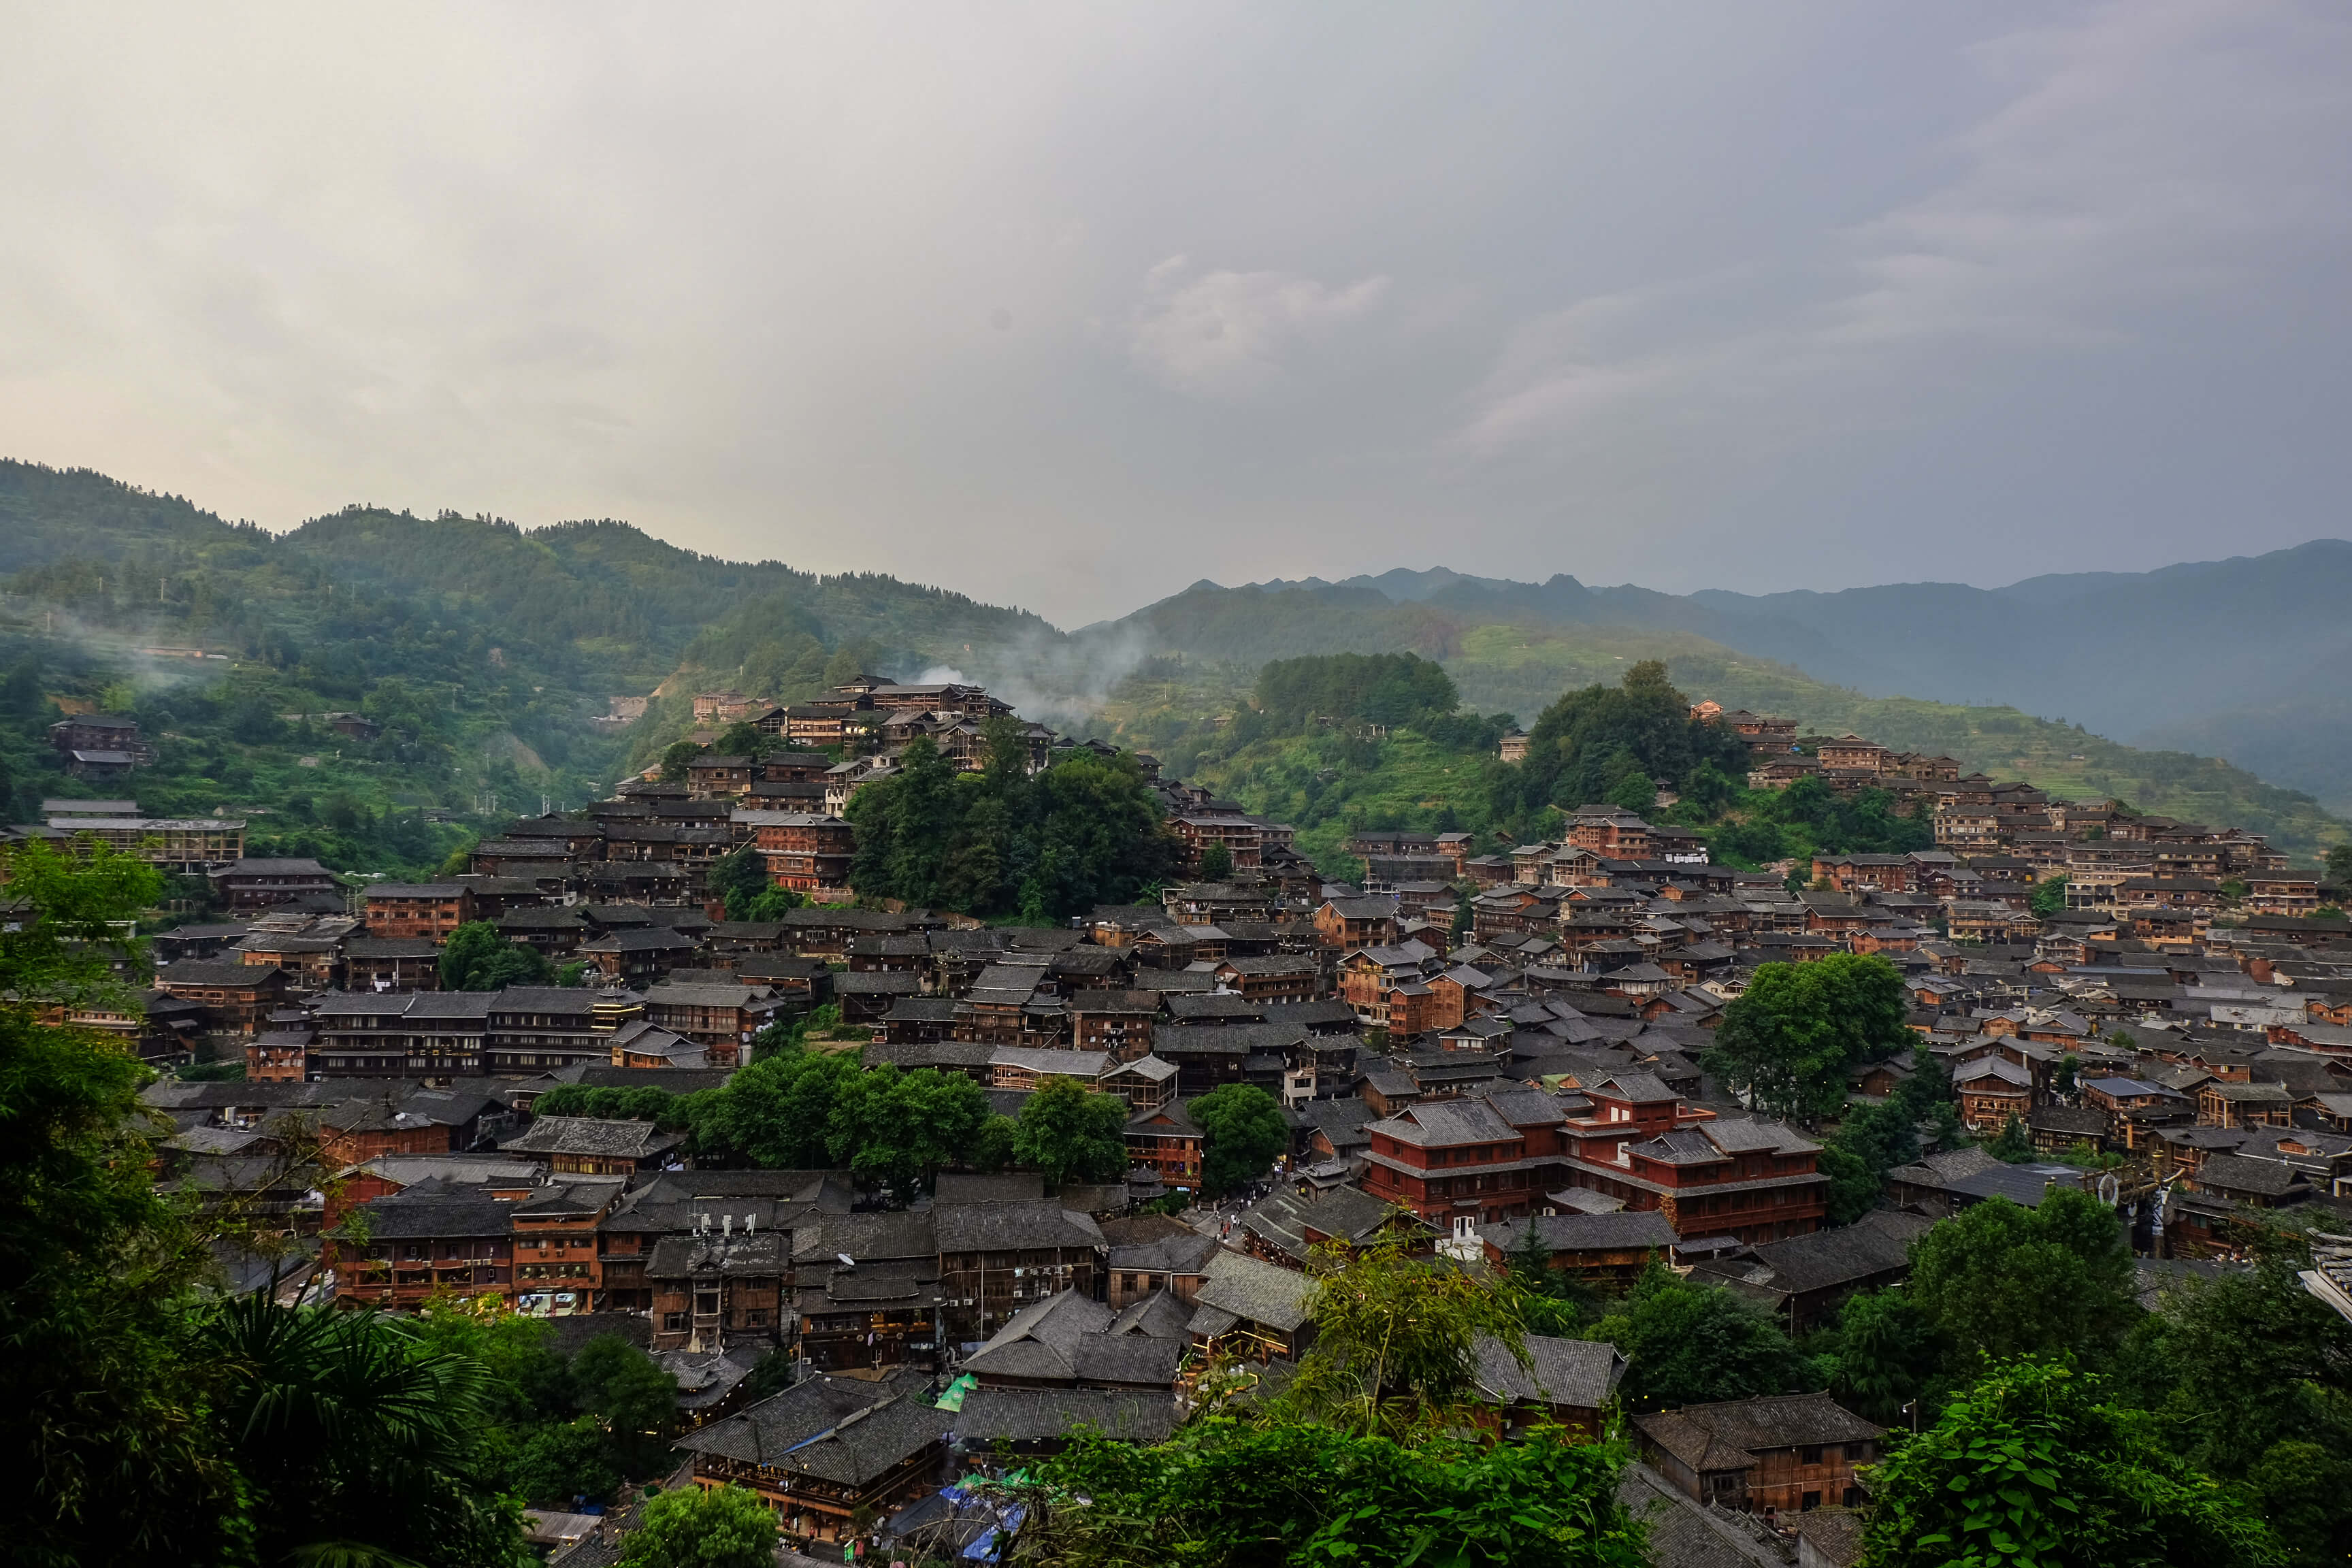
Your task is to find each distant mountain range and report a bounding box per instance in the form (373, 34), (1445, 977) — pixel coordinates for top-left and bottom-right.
(4, 457), (2344, 847)
(1089, 542), (2352, 813)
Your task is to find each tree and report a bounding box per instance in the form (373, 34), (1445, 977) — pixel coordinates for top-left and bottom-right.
(570, 1333), (679, 1477)
(1195, 840), (1232, 881)
(1587, 1261), (1814, 1411)
(973, 1113), (1018, 1174)
(617, 1483), (778, 1568)
(713, 719), (766, 758)
(1703, 953), (1913, 1121)
(203, 1294), (526, 1567)
(2325, 843), (2352, 889)
(1024, 1420), (1645, 1568)
(706, 845), (770, 921)
(826, 1064), (993, 1192)
(1985, 1115), (2032, 1162)
(1279, 1234), (1532, 1436)
(657, 740), (700, 781)
(3, 843), (244, 1568)
(1489, 662), (1750, 832)
(438, 920), (554, 990)
(1013, 1076), (1131, 1186)
(2029, 875), (2068, 918)
(846, 736), (1173, 921)
(2123, 1250), (2352, 1564)
(1859, 1359), (2276, 1568)
(1906, 1189), (2135, 1371)
(689, 1047), (864, 1168)
(1826, 1289), (1939, 1425)
(1190, 1083), (1287, 1196)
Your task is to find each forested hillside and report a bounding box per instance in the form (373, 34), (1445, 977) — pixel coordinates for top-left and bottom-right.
(0, 462), (1073, 872)
(7, 459), (2342, 866)
(1100, 543), (2352, 813)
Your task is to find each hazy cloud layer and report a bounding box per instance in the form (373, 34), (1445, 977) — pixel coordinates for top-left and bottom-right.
(1, 1), (2345, 625)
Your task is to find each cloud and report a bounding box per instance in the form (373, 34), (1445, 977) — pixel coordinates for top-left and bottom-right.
(1452, 0), (2352, 476)
(1127, 255), (1389, 399)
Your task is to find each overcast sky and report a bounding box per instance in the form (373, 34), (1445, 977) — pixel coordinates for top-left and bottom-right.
(4, 2), (2347, 625)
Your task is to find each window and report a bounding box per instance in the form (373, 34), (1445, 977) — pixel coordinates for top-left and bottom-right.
(1801, 1491), (1820, 1512)
(1798, 1446), (1824, 1466)
(1844, 1441), (1869, 1462)
(1842, 1487), (1861, 1508)
(747, 1309), (768, 1327)
(664, 1313), (686, 1331)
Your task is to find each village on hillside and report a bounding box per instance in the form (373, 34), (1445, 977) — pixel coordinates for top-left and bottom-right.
(12, 672), (2352, 1564)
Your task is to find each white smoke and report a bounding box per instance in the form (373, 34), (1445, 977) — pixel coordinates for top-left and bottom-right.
(908, 620), (1156, 732)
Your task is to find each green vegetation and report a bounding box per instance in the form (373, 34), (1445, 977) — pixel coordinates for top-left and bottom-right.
(1189, 1083), (1288, 1196)
(616, 1484), (779, 1568)
(1584, 1260), (1816, 1411)
(1253, 649), (1464, 732)
(1019, 1236), (1646, 1568)
(2, 840), (535, 1565)
(1488, 659), (1751, 826)
(1703, 954), (1916, 1122)
(1012, 1076), (1132, 1187)
(1819, 1053), (1964, 1224)
(1860, 1359), (2274, 1568)
(438, 919), (558, 990)
(847, 730), (1174, 920)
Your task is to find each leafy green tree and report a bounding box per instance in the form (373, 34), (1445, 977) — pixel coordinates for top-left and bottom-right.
(2121, 1250), (2352, 1564)
(1025, 1419), (1645, 1568)
(1859, 1359), (2276, 1568)
(1827, 1288), (1940, 1425)
(438, 919), (554, 990)
(847, 736), (1174, 921)
(1013, 1076), (1131, 1186)
(736, 883), (804, 921)
(713, 719), (766, 758)
(2029, 875), (2069, 918)
(1277, 1234), (1533, 1436)
(570, 1333), (679, 1477)
(1500, 1218), (1596, 1337)
(2325, 843), (2352, 889)
(1985, 1114), (2033, 1162)
(203, 1294), (526, 1566)
(1, 841), (241, 1568)
(617, 1483), (778, 1568)
(1703, 953), (1913, 1121)
(1195, 840), (1233, 881)
(973, 1113), (1019, 1174)
(658, 740), (701, 781)
(689, 1046), (864, 1167)
(1586, 1260), (1815, 1411)
(1906, 1190), (2135, 1372)
(510, 1416), (622, 1509)
(826, 1064), (993, 1192)
(1490, 661), (1749, 830)
(1190, 1083), (1287, 1196)
(1253, 651), (1459, 732)
(706, 844), (770, 921)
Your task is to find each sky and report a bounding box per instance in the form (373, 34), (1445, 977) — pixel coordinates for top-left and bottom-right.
(3, 1), (2348, 627)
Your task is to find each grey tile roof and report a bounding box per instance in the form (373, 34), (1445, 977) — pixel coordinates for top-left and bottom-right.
(1634, 1393), (1882, 1474)
(1688, 1210), (1929, 1298)
(1472, 1333), (1627, 1410)
(1481, 1210), (1679, 1254)
(676, 1373), (949, 1484)
(1190, 1247), (1313, 1335)
(500, 1117), (678, 1159)
(950, 1386), (1177, 1446)
(932, 1200), (1105, 1254)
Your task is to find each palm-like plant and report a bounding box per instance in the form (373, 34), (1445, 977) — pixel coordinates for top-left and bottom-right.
(206, 1296), (520, 1568)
